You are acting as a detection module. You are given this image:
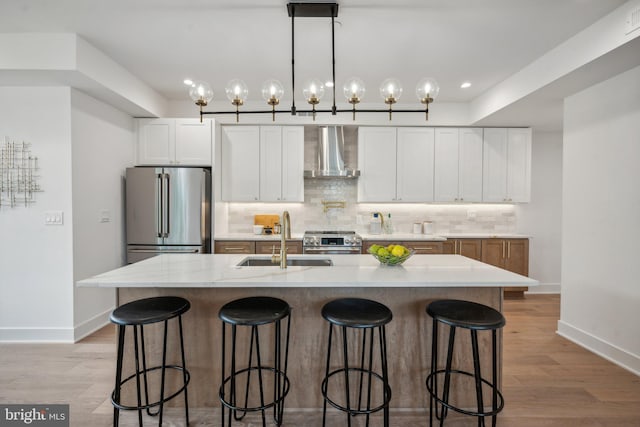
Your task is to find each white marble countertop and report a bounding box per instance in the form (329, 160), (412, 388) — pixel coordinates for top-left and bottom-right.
(214, 233), (529, 241)
(78, 254), (538, 289)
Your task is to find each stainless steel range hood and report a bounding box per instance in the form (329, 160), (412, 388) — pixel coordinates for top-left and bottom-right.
(304, 126), (360, 178)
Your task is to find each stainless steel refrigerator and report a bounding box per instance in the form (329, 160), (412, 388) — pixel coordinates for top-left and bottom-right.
(126, 167), (211, 263)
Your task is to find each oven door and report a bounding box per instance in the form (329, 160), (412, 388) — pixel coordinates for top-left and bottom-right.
(303, 246), (362, 255)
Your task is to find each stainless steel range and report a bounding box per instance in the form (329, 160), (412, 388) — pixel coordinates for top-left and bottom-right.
(303, 230), (363, 254)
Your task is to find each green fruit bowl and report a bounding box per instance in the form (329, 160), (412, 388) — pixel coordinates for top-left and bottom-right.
(368, 247), (414, 266)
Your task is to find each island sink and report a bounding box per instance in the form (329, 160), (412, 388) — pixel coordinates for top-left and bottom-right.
(236, 256), (333, 267)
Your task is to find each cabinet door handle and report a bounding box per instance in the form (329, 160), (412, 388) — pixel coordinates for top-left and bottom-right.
(507, 241), (511, 258)
(223, 247), (247, 251)
(456, 240), (460, 254)
(502, 241), (506, 259)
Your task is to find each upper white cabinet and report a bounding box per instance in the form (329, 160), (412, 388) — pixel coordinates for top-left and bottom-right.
(221, 126), (261, 201)
(482, 128), (531, 202)
(434, 128), (483, 202)
(136, 118), (212, 166)
(221, 125), (304, 202)
(358, 127), (434, 202)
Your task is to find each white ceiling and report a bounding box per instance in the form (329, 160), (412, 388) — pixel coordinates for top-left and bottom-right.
(0, 0), (633, 130)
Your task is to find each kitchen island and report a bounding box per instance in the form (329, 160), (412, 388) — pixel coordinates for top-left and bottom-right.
(79, 254), (536, 412)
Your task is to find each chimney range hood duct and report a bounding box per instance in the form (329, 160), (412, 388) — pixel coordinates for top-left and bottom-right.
(304, 126), (360, 178)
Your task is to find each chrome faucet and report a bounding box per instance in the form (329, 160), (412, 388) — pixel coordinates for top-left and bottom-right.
(272, 211), (291, 269)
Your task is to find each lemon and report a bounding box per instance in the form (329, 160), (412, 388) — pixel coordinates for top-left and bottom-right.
(391, 245), (405, 257)
(377, 247), (389, 257)
(387, 244), (395, 251)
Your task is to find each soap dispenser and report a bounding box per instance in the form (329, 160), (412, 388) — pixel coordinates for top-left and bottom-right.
(383, 213), (394, 234)
(370, 213), (382, 234)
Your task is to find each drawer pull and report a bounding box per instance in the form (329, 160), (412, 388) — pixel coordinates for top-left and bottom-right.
(413, 246), (434, 250)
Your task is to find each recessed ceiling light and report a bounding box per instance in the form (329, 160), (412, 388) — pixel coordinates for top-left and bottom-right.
(460, 82), (471, 89)
(183, 79), (194, 86)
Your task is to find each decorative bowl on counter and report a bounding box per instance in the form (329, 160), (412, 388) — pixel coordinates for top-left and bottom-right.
(368, 244), (414, 266)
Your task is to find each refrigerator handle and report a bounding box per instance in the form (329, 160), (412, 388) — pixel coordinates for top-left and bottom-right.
(157, 173), (163, 238)
(163, 173), (170, 238)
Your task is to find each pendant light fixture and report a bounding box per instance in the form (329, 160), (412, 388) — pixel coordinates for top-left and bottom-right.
(191, 2), (439, 123)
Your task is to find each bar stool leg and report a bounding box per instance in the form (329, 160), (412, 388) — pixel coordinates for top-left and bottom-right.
(492, 329), (498, 427)
(471, 330), (485, 427)
(364, 328), (374, 427)
(379, 325), (390, 427)
(341, 325), (352, 427)
(253, 326), (267, 427)
(158, 320), (169, 426)
(233, 326), (255, 422)
(178, 315), (190, 426)
(356, 328), (367, 415)
(113, 325), (126, 427)
(139, 326), (155, 418)
(322, 324), (334, 427)
(429, 318), (437, 427)
(133, 326), (144, 426)
(273, 315), (291, 426)
(438, 326), (456, 426)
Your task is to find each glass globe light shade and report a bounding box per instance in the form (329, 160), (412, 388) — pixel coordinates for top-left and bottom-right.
(302, 79), (325, 102)
(343, 77), (366, 102)
(261, 79), (284, 102)
(225, 79), (249, 103)
(379, 78), (403, 101)
(416, 78), (440, 101)
(188, 81), (214, 105)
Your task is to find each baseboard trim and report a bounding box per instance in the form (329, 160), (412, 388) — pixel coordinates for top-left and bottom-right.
(73, 307), (113, 342)
(557, 320), (640, 376)
(0, 327), (74, 343)
(526, 282), (560, 294)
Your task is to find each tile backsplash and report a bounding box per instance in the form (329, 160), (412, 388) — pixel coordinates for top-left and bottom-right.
(220, 179), (517, 235)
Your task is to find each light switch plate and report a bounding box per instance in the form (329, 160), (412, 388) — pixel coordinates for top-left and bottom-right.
(45, 210), (64, 225)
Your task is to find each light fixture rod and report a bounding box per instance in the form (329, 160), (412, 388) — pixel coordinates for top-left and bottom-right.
(291, 5), (297, 115)
(331, 12), (337, 115)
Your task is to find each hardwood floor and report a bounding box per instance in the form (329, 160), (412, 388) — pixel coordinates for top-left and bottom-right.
(0, 295), (638, 426)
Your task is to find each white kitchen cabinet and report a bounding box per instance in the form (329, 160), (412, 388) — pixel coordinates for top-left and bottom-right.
(357, 127), (434, 202)
(259, 126), (304, 202)
(221, 126), (260, 201)
(482, 128), (531, 202)
(434, 128), (483, 202)
(136, 118), (212, 166)
(221, 125), (304, 202)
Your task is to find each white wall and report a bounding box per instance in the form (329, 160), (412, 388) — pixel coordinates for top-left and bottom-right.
(0, 87), (75, 341)
(70, 90), (135, 341)
(559, 65), (640, 375)
(516, 131), (563, 292)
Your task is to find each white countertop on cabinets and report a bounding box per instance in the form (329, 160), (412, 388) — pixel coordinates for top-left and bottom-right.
(360, 233), (447, 241)
(215, 233), (304, 241)
(77, 254), (537, 289)
(214, 233), (529, 241)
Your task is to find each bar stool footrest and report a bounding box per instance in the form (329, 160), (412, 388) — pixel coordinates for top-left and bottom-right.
(111, 365), (190, 411)
(321, 367), (392, 415)
(219, 366), (291, 412)
(426, 369), (504, 418)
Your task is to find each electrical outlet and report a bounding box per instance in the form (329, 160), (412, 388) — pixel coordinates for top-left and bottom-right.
(45, 211), (64, 225)
(100, 209), (111, 223)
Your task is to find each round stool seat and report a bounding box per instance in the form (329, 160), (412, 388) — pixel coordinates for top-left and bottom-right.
(322, 298), (392, 328)
(219, 296), (290, 326)
(110, 296), (190, 326)
(427, 299), (505, 330)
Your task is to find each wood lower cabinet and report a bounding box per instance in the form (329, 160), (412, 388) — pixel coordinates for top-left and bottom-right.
(255, 241), (302, 255)
(442, 239), (482, 260)
(481, 238), (529, 296)
(362, 240), (443, 254)
(214, 241), (255, 254)
(403, 241), (443, 254)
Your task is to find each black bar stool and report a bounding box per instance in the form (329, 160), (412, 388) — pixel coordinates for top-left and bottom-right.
(425, 299), (505, 427)
(321, 297), (393, 427)
(110, 296), (191, 427)
(218, 296), (291, 427)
